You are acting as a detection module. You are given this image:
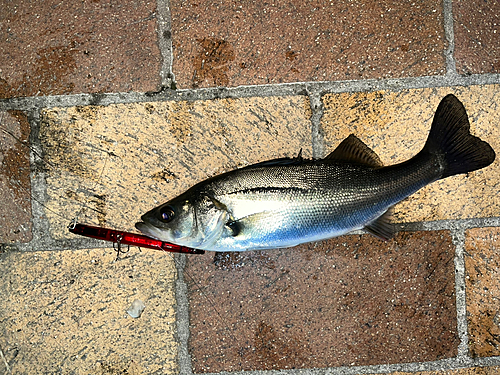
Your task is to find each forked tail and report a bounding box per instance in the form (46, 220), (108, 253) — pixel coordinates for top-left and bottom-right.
(422, 94), (495, 179)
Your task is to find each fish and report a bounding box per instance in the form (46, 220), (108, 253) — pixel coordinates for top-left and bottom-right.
(135, 94), (496, 252)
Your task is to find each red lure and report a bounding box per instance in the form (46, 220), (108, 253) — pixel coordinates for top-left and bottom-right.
(68, 223), (204, 254)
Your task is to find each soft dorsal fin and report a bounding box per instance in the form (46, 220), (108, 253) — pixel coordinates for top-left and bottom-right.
(325, 134), (383, 167)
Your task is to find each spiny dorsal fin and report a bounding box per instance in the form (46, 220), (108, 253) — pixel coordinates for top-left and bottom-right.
(364, 207), (395, 240)
(246, 149), (305, 168)
(325, 134), (383, 167)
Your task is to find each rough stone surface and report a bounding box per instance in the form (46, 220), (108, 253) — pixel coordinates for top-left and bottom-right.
(171, 0), (446, 88)
(465, 227), (500, 357)
(186, 231), (458, 372)
(321, 86), (500, 223)
(453, 0), (500, 74)
(0, 248), (178, 374)
(0, 110), (32, 243)
(39, 97), (311, 239)
(0, 0), (161, 98)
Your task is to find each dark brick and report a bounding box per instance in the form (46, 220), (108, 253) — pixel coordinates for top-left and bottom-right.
(171, 0), (446, 88)
(0, 111), (32, 243)
(0, 0), (161, 98)
(453, 0), (500, 74)
(186, 231), (458, 372)
(465, 227), (500, 357)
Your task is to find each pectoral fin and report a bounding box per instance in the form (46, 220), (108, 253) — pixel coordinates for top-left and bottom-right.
(226, 220), (241, 236)
(225, 211), (274, 238)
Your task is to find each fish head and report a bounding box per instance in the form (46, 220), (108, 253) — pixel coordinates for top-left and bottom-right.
(135, 192), (229, 249)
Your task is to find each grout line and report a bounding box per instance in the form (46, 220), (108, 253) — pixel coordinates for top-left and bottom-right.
(197, 356), (500, 375)
(155, 0), (176, 89)
(451, 227), (472, 361)
(153, 5), (192, 374)
(27, 109), (55, 250)
(418, 217), (500, 234)
(442, 0), (458, 77)
(308, 91), (325, 159)
(1, 73), (500, 111)
(174, 254), (195, 375)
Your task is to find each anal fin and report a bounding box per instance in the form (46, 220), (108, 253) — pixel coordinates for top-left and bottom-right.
(364, 207), (395, 240)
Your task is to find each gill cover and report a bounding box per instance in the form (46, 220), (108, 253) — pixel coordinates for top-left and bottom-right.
(192, 194), (231, 248)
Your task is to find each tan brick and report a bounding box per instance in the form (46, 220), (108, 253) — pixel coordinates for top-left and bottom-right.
(0, 248), (178, 374)
(321, 86), (500, 223)
(465, 227), (500, 357)
(39, 96), (311, 239)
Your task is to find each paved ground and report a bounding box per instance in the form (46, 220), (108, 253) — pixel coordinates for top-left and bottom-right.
(0, 0), (499, 374)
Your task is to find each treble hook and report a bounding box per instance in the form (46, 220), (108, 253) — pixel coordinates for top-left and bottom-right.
(113, 233), (130, 261)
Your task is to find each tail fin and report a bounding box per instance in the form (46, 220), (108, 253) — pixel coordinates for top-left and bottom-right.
(423, 94), (495, 179)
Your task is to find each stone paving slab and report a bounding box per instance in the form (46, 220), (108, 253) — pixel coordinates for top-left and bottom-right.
(186, 231), (458, 373)
(321, 85), (500, 223)
(465, 227), (500, 358)
(39, 96), (311, 239)
(0, 247), (178, 374)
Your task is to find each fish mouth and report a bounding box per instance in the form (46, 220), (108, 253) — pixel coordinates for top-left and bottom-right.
(135, 221), (161, 241)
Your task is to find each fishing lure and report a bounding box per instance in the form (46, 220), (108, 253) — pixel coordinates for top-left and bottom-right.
(68, 222), (204, 254)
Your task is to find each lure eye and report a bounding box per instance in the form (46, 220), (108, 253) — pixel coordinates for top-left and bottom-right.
(159, 206), (175, 223)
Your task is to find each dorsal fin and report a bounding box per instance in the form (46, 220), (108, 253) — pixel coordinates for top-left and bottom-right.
(246, 149), (305, 168)
(325, 134), (383, 167)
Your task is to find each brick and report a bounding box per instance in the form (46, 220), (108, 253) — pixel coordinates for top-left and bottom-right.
(0, 110), (32, 243)
(465, 227), (500, 357)
(0, 0), (161, 98)
(321, 86), (500, 223)
(171, 0), (446, 88)
(453, 0), (500, 74)
(186, 231), (458, 372)
(0, 248), (178, 374)
(39, 96), (311, 239)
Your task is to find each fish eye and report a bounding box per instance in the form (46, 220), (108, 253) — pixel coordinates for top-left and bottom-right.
(159, 206), (175, 223)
